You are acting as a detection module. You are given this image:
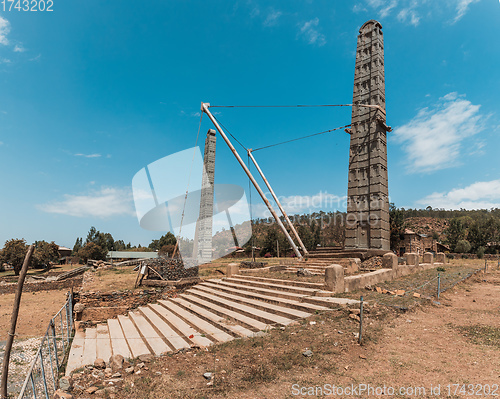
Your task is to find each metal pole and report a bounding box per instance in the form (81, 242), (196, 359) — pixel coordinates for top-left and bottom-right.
(437, 274), (441, 300)
(39, 350), (49, 399)
(358, 296), (364, 345)
(277, 240), (280, 258)
(484, 259), (487, 272)
(50, 321), (59, 371)
(201, 102), (303, 260)
(247, 150), (309, 256)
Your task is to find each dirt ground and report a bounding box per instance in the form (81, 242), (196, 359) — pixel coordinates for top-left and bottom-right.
(0, 290), (68, 341)
(108, 266), (500, 399)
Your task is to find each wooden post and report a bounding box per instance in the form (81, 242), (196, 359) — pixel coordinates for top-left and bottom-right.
(1, 244), (34, 399)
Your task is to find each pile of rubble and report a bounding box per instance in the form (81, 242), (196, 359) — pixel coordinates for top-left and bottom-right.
(360, 256), (383, 270)
(144, 257), (199, 281)
(54, 354), (156, 399)
(239, 261), (267, 269)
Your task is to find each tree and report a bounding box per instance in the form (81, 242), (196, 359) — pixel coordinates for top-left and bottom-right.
(149, 233), (177, 251)
(85, 226), (100, 245)
(73, 237), (83, 254)
(0, 239), (28, 275)
(445, 218), (466, 252)
(32, 241), (60, 270)
(455, 240), (471, 254)
(389, 203), (405, 252)
(77, 242), (107, 262)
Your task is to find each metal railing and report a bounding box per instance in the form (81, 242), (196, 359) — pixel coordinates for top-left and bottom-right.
(17, 292), (73, 399)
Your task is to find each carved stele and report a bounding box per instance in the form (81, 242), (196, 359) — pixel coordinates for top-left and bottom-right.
(345, 20), (390, 251)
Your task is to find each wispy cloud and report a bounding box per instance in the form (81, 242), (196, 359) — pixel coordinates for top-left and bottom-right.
(38, 187), (135, 218)
(298, 18), (326, 46)
(13, 44), (25, 52)
(417, 180), (500, 210)
(0, 58), (11, 64)
(263, 9), (282, 27)
(75, 153), (102, 158)
(453, 0), (479, 23)
(363, 0), (478, 26)
(0, 16), (10, 46)
(0, 141), (4, 146)
(392, 92), (485, 173)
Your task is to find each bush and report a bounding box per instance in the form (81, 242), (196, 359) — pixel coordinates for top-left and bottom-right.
(455, 240), (471, 254)
(477, 246), (485, 259)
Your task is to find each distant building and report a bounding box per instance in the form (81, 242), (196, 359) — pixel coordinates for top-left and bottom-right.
(400, 229), (450, 255)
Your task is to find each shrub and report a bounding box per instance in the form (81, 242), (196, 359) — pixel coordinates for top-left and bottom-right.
(455, 240), (471, 254)
(477, 247), (485, 259)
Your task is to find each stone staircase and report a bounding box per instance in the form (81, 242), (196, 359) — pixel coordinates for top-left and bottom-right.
(284, 259), (336, 274)
(66, 275), (358, 375)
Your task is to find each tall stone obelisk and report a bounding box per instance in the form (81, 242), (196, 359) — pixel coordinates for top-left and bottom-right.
(345, 20), (390, 251)
(192, 129), (217, 263)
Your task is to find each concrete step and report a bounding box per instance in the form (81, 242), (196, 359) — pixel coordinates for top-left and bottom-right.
(138, 306), (190, 351)
(180, 293), (269, 332)
(231, 275), (325, 289)
(149, 303), (213, 348)
(117, 315), (151, 358)
(96, 324), (112, 363)
(129, 311), (171, 356)
(202, 280), (330, 313)
(172, 296), (254, 338)
(81, 328), (97, 367)
(225, 277), (321, 296)
(187, 286), (294, 326)
(65, 325), (85, 375)
(197, 283), (313, 319)
(107, 318), (132, 360)
(158, 300), (233, 343)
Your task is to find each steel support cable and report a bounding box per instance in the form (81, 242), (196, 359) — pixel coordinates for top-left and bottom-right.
(252, 124), (352, 152)
(210, 104), (355, 108)
(212, 115), (248, 152)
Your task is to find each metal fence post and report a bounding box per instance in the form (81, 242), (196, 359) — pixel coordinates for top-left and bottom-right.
(45, 335), (57, 392)
(30, 373), (37, 399)
(65, 303), (71, 344)
(358, 296), (364, 345)
(437, 274), (441, 300)
(60, 312), (65, 353)
(484, 259), (487, 272)
(38, 350), (49, 399)
(50, 320), (59, 371)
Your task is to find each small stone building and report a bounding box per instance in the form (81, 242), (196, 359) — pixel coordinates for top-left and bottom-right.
(399, 229), (449, 256)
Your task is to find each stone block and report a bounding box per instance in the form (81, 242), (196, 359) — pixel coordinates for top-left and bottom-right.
(325, 265), (345, 293)
(404, 253), (419, 266)
(423, 252), (434, 265)
(436, 252), (446, 263)
(382, 253), (399, 278)
(226, 263), (239, 278)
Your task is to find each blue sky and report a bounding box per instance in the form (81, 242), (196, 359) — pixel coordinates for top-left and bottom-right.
(0, 0), (499, 248)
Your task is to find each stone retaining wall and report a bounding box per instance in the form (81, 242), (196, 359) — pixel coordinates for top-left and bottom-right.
(0, 277), (83, 295)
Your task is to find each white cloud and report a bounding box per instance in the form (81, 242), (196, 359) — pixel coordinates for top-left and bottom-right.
(38, 187), (135, 218)
(298, 18), (326, 46)
(380, 0), (398, 17)
(14, 44), (25, 52)
(392, 92), (484, 173)
(75, 153), (101, 158)
(263, 9), (282, 27)
(417, 180), (500, 210)
(0, 16), (10, 46)
(452, 0), (479, 23)
(0, 58), (11, 64)
(397, 8), (420, 26)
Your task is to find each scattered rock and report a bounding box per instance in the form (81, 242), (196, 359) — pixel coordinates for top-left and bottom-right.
(109, 354), (124, 371)
(85, 386), (99, 394)
(136, 362), (145, 369)
(375, 286), (382, 293)
(59, 376), (72, 392)
(359, 354), (367, 359)
(94, 358), (106, 369)
(349, 314), (360, 322)
(297, 268), (314, 277)
(337, 330), (344, 334)
(413, 293), (421, 298)
(73, 303), (85, 313)
(302, 350), (313, 357)
(53, 389), (74, 399)
(111, 372), (121, 378)
(309, 321), (316, 325)
(203, 372), (213, 380)
(138, 353), (154, 362)
(395, 290), (405, 296)
(124, 366), (134, 374)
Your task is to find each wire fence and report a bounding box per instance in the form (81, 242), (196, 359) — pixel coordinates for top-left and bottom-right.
(17, 292), (73, 399)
